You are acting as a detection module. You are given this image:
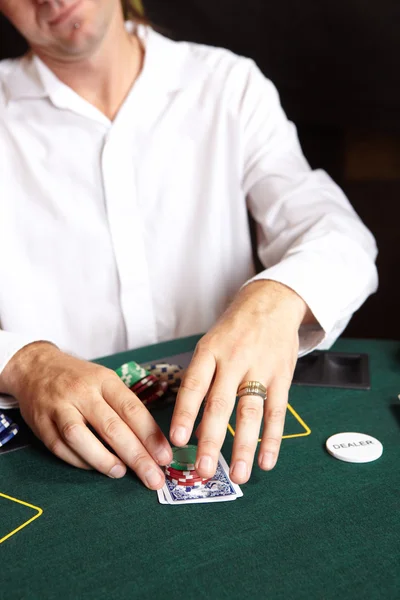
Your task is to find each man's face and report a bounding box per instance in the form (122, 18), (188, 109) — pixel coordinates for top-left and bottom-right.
(0, 0), (119, 60)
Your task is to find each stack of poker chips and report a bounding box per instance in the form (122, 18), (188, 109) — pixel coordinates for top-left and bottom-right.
(0, 412), (19, 448)
(143, 363), (183, 394)
(116, 361), (169, 406)
(165, 445), (210, 488)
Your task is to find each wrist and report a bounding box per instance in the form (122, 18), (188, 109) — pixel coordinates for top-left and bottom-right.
(0, 341), (60, 397)
(239, 279), (310, 327)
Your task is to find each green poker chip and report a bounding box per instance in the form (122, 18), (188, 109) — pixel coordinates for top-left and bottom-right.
(169, 445), (198, 471)
(115, 361), (150, 388)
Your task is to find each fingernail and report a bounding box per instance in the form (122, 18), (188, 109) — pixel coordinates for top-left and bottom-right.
(144, 468), (163, 489)
(197, 455), (213, 474)
(156, 447), (171, 465)
(171, 426), (188, 445)
(260, 452), (276, 470)
(231, 460), (248, 481)
(108, 464), (126, 479)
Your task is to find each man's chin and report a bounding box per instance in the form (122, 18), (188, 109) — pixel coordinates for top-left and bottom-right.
(34, 25), (103, 61)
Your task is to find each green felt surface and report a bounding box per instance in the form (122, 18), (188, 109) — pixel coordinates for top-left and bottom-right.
(1, 336), (399, 600)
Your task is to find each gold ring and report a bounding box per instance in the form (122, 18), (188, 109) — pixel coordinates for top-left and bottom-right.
(237, 388), (267, 401)
(238, 381), (267, 394)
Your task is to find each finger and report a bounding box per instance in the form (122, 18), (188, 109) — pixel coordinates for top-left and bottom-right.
(170, 344), (216, 446)
(37, 417), (93, 470)
(54, 406), (128, 480)
(258, 377), (290, 471)
(230, 387), (265, 484)
(102, 377), (172, 466)
(195, 368), (238, 479)
(84, 394), (165, 490)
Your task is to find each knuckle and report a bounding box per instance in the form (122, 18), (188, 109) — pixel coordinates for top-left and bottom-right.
(262, 436), (281, 451)
(181, 374), (203, 393)
(228, 343), (248, 364)
(101, 366), (119, 378)
(199, 437), (220, 453)
(205, 395), (230, 415)
(194, 339), (213, 356)
(102, 417), (122, 440)
(174, 408), (196, 423)
(238, 402), (263, 422)
(95, 457), (115, 473)
(61, 421), (83, 443)
(193, 340), (218, 365)
(235, 442), (255, 455)
(265, 407), (286, 422)
(143, 430), (159, 448)
(130, 451), (151, 472)
(47, 437), (64, 457)
(119, 396), (143, 420)
(30, 411), (47, 432)
(101, 371), (126, 394)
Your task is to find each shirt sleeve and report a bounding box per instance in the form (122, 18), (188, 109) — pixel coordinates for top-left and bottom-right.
(0, 331), (49, 408)
(237, 60), (378, 355)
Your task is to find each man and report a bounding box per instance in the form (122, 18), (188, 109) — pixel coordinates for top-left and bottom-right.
(0, 0), (378, 489)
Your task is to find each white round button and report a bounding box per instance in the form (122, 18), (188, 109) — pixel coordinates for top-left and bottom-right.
(326, 432), (383, 463)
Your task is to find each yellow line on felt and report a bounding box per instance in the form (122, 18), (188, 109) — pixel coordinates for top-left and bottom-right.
(227, 402), (311, 441)
(0, 492), (43, 544)
(285, 403), (311, 438)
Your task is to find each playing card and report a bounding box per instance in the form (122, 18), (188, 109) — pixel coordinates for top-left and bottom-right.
(156, 488), (168, 504)
(158, 452), (243, 505)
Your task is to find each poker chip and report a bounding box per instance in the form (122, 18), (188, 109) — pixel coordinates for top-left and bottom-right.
(165, 445), (210, 488)
(143, 363), (184, 393)
(165, 469), (207, 483)
(166, 476), (208, 486)
(325, 432), (383, 463)
(115, 362), (184, 411)
(165, 467), (198, 478)
(0, 413), (12, 435)
(141, 385), (169, 406)
(168, 445), (197, 471)
(115, 361), (150, 389)
(131, 374), (160, 395)
(170, 479), (205, 487)
(0, 423), (19, 447)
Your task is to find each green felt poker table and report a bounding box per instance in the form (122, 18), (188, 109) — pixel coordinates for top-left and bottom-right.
(1, 335), (399, 599)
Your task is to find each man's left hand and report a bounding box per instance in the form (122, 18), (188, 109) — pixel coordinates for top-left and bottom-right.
(170, 280), (313, 484)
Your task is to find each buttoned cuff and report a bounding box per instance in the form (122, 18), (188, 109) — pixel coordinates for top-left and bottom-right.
(243, 257), (354, 356)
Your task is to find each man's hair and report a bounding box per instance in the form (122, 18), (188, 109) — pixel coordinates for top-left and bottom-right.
(122, 1), (150, 25)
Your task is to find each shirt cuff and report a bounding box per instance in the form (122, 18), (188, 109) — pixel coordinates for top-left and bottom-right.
(243, 257), (355, 355)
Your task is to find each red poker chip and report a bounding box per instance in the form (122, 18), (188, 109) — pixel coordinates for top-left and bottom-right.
(168, 479), (208, 487)
(132, 382), (160, 398)
(137, 378), (168, 395)
(165, 467), (201, 479)
(143, 391), (166, 404)
(166, 474), (208, 485)
(130, 375), (158, 394)
(173, 479), (210, 487)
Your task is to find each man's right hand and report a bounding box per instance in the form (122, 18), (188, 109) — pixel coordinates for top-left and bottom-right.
(0, 342), (172, 489)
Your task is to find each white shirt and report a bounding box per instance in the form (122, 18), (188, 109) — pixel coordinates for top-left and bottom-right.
(0, 26), (378, 408)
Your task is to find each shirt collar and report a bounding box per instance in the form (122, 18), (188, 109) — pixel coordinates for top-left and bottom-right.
(3, 25), (203, 105)
(2, 53), (46, 103)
